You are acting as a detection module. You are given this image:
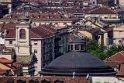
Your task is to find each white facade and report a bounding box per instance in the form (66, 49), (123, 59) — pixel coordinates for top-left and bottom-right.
(0, 38), (4, 45)
(113, 25), (124, 46)
(3, 16), (68, 76)
(91, 76), (124, 83)
(85, 14), (120, 22)
(118, 0), (124, 7)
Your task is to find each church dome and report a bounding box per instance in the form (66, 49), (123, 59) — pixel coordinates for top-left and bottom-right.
(42, 52), (115, 76)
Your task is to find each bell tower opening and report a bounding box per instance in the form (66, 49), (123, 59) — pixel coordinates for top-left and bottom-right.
(19, 29), (26, 39)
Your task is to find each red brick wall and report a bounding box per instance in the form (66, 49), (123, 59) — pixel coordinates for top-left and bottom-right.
(0, 76), (88, 83)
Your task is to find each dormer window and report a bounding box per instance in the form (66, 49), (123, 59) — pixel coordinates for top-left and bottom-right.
(20, 29), (26, 39)
(81, 45), (85, 51)
(68, 45), (73, 51)
(68, 43), (86, 52)
(75, 44), (80, 50)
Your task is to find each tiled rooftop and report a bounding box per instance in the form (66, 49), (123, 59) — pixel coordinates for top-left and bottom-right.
(4, 23), (57, 39)
(105, 51), (124, 62)
(87, 6), (117, 14)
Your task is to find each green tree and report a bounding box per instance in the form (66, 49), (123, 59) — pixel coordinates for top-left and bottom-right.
(87, 39), (107, 60)
(87, 39), (99, 52)
(106, 45), (124, 57)
(87, 39), (124, 60)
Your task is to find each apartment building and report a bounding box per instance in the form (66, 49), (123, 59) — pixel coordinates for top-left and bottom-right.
(3, 16), (62, 76)
(106, 24), (124, 46)
(85, 6), (120, 22)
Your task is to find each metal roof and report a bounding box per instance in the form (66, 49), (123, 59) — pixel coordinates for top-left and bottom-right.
(41, 52), (116, 76)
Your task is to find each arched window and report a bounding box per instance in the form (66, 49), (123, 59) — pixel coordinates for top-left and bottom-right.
(17, 80), (26, 83)
(29, 79), (39, 83)
(54, 80), (64, 83)
(20, 29), (26, 39)
(6, 79), (14, 83)
(41, 79), (50, 83)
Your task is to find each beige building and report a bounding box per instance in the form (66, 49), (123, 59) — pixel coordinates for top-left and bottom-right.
(112, 25), (124, 46)
(0, 13), (79, 28)
(91, 76), (124, 83)
(85, 6), (120, 22)
(3, 16), (68, 76)
(3, 16), (60, 76)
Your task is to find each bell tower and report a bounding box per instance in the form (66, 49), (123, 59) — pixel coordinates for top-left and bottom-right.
(15, 16), (31, 56)
(15, 16), (34, 76)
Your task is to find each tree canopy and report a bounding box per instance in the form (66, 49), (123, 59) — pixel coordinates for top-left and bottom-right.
(87, 39), (107, 60)
(87, 39), (124, 60)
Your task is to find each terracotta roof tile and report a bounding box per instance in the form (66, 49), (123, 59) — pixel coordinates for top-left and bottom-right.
(1, 13), (79, 22)
(0, 23), (4, 31)
(5, 28), (16, 39)
(105, 51), (124, 63)
(4, 23), (16, 29)
(5, 24), (56, 39)
(117, 64), (124, 76)
(30, 29), (41, 38)
(87, 6), (117, 14)
(104, 61), (119, 68)
(31, 25), (57, 39)
(0, 58), (13, 64)
(0, 68), (7, 75)
(97, 0), (110, 3)
(120, 64), (124, 72)
(0, 63), (11, 70)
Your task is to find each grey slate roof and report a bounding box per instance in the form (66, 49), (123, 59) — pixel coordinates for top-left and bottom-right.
(41, 52), (116, 76)
(47, 52), (109, 68)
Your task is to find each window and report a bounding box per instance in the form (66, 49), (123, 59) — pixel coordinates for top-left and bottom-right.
(54, 80), (64, 83)
(70, 45), (73, 51)
(17, 80), (26, 83)
(63, 22), (67, 25)
(95, 82), (100, 83)
(34, 42), (37, 45)
(55, 23), (58, 25)
(20, 29), (26, 39)
(81, 45), (85, 51)
(41, 79), (50, 83)
(75, 45), (80, 50)
(29, 79), (39, 83)
(119, 40), (123, 45)
(9, 40), (13, 44)
(49, 23), (52, 25)
(34, 49), (37, 53)
(6, 79), (14, 83)
(119, 31), (123, 37)
(112, 17), (116, 19)
(104, 17), (108, 19)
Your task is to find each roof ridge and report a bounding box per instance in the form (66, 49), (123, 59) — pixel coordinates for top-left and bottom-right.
(88, 6), (117, 14)
(105, 51), (122, 61)
(119, 51), (124, 57)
